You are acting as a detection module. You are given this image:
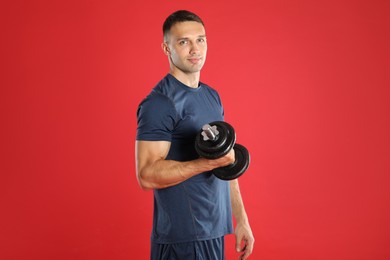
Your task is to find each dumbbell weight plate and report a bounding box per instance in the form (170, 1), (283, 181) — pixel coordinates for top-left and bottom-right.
(212, 143), (250, 180)
(195, 121), (236, 159)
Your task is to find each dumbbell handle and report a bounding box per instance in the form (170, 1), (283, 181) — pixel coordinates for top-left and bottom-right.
(201, 124), (219, 141)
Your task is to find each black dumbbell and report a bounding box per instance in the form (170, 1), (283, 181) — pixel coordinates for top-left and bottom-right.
(195, 121), (250, 180)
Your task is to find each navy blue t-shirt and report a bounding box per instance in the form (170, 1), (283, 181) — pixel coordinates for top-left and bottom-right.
(136, 74), (233, 244)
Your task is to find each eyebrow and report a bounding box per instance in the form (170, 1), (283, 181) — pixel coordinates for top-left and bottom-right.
(177, 35), (207, 41)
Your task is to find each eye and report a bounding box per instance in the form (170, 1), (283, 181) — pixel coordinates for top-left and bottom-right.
(179, 40), (188, 45)
(197, 38), (206, 43)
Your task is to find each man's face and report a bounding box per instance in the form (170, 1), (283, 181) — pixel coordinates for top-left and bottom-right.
(163, 21), (207, 74)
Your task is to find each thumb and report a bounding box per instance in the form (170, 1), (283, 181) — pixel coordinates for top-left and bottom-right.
(236, 236), (243, 252)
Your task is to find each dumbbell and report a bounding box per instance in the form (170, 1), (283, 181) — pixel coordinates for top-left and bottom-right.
(195, 121), (250, 180)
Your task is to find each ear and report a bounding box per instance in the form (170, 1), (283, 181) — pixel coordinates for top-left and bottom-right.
(161, 42), (170, 56)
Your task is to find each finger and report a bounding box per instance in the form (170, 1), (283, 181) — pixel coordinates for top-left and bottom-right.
(239, 248), (250, 260)
(236, 243), (242, 252)
(241, 238), (254, 259)
(235, 234), (243, 252)
(239, 249), (250, 260)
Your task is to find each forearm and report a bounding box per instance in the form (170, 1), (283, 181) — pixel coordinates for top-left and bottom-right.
(230, 179), (249, 224)
(138, 157), (219, 190)
(230, 179), (255, 258)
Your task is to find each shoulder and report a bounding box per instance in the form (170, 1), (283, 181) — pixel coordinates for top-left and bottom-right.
(137, 90), (176, 119)
(139, 75), (175, 109)
(199, 82), (223, 105)
(137, 76), (179, 121)
(200, 82), (220, 95)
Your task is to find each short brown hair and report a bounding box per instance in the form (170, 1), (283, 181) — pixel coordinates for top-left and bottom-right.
(163, 10), (204, 39)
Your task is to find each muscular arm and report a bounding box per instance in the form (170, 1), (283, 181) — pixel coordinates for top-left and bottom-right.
(136, 140), (234, 190)
(230, 179), (255, 259)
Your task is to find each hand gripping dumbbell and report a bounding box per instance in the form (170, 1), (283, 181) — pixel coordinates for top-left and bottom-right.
(195, 121), (250, 180)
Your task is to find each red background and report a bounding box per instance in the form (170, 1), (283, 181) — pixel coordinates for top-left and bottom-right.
(1, 0), (389, 259)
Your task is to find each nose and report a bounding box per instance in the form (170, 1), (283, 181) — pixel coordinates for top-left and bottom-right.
(189, 41), (200, 54)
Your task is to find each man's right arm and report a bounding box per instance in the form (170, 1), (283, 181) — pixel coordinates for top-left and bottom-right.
(136, 140), (234, 190)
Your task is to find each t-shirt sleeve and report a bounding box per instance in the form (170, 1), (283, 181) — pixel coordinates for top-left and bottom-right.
(136, 92), (177, 141)
(213, 88), (225, 119)
(217, 92), (225, 119)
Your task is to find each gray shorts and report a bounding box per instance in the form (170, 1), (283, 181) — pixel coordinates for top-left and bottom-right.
(151, 237), (225, 260)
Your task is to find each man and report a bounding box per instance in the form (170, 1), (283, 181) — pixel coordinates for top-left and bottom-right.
(136, 10), (254, 259)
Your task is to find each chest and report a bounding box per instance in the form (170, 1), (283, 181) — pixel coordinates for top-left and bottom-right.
(172, 90), (223, 139)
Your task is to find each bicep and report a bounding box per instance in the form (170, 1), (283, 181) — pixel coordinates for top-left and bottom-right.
(136, 140), (171, 176)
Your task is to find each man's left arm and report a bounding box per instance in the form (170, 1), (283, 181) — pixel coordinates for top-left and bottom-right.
(230, 179), (255, 259)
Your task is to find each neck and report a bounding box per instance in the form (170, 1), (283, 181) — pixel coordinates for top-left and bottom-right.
(170, 69), (200, 88)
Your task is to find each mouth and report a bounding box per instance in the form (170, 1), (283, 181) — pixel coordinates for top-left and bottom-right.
(188, 57), (202, 64)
